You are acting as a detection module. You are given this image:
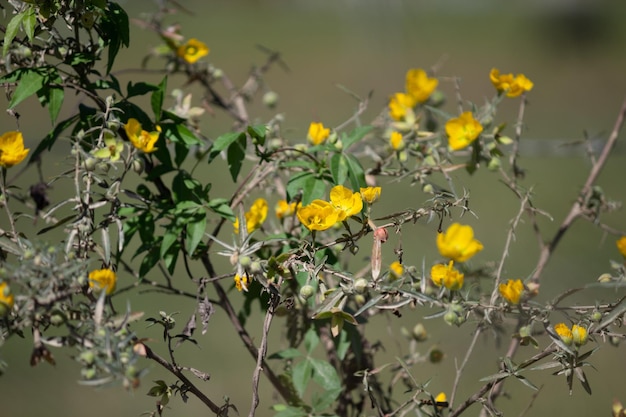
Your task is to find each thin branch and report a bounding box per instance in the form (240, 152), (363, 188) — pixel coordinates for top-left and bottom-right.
(449, 325), (483, 409)
(142, 343), (222, 414)
(531, 97), (626, 284)
(248, 292), (279, 417)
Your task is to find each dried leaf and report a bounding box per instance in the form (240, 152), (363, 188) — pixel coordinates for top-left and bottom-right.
(198, 296), (215, 335)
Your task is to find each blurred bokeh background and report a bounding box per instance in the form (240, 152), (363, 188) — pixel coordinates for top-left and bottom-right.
(1, 0), (626, 416)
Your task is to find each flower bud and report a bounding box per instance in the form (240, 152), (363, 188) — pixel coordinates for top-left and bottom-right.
(519, 325), (532, 338)
(412, 323), (428, 341)
(443, 310), (458, 326)
(262, 91), (279, 108)
(299, 284), (315, 300)
(353, 278), (369, 294)
(590, 310), (602, 322)
(132, 158), (144, 174)
(572, 324), (588, 346)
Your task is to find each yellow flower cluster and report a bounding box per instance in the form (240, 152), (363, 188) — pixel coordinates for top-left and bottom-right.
(406, 68), (439, 103)
(177, 38), (209, 64)
(389, 261), (404, 280)
(234, 198), (268, 234)
(489, 68), (534, 98)
(0, 131), (29, 168)
(360, 186), (381, 204)
(234, 273), (251, 292)
(437, 223), (483, 263)
(275, 200), (301, 220)
(296, 185), (373, 231)
(389, 131), (404, 151)
(124, 118), (159, 153)
(431, 260), (464, 290)
(0, 281), (15, 317)
(554, 322), (588, 347)
(388, 68), (438, 121)
(499, 279), (524, 305)
(88, 268), (117, 295)
(445, 111), (483, 151)
(307, 122), (330, 145)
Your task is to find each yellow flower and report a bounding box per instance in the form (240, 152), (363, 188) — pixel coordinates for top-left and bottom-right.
(389, 131), (404, 151)
(88, 268), (117, 295)
(0, 131), (29, 168)
(430, 260), (464, 290)
(297, 199), (340, 231)
(234, 273), (251, 292)
(0, 281), (15, 317)
(330, 185), (363, 221)
(389, 261), (404, 280)
(177, 38), (209, 64)
(498, 279), (524, 305)
(307, 122), (330, 145)
(124, 118), (159, 153)
(435, 392), (447, 408)
(275, 200), (301, 220)
(437, 223), (483, 263)
(445, 111), (483, 151)
(234, 198), (268, 234)
(405, 68), (438, 103)
(572, 324), (588, 346)
(489, 68), (534, 98)
(360, 187), (381, 204)
(617, 236), (626, 258)
(92, 136), (125, 161)
(388, 92), (416, 121)
(554, 322), (573, 345)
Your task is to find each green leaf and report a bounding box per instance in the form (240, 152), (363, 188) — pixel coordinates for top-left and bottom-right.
(139, 247), (160, 277)
(292, 359), (313, 398)
(126, 81), (158, 98)
(208, 198), (235, 222)
(3, 11), (24, 57)
(172, 124), (201, 146)
(209, 132), (245, 162)
(303, 327), (319, 354)
(227, 134), (247, 182)
(101, 2), (129, 74)
(341, 125), (372, 150)
(9, 68), (45, 109)
(268, 348), (302, 360)
(160, 229), (179, 258)
(286, 172), (314, 202)
(344, 154), (366, 190)
(22, 8), (37, 41)
(185, 213), (207, 255)
(330, 153), (348, 186)
(29, 113), (79, 162)
(37, 69), (64, 124)
(247, 124), (266, 145)
(302, 176), (326, 205)
(152, 76), (167, 122)
(312, 387), (342, 412)
(272, 405), (308, 417)
(310, 358), (341, 391)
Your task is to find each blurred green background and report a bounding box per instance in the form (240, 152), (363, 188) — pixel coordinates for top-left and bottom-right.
(1, 1), (626, 416)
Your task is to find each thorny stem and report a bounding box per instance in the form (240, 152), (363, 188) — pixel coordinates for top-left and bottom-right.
(142, 343), (222, 415)
(449, 325), (483, 409)
(0, 168), (23, 249)
(531, 97), (626, 285)
(471, 98), (626, 416)
(248, 291), (279, 417)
